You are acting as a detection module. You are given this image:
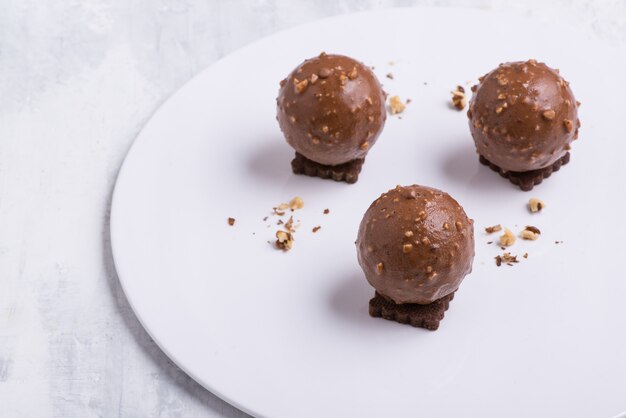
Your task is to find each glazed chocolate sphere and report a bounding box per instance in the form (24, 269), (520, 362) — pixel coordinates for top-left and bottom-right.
(276, 53), (386, 166)
(467, 60), (580, 172)
(356, 185), (475, 305)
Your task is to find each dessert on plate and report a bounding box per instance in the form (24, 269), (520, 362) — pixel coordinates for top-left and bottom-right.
(276, 52), (386, 184)
(467, 59), (581, 191)
(356, 185), (475, 330)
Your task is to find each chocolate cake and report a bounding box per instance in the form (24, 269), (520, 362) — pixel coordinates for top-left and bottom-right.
(467, 60), (580, 191)
(356, 185), (475, 330)
(277, 53), (386, 183)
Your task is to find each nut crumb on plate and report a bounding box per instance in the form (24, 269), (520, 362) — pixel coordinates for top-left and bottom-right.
(227, 217), (235, 226)
(485, 224), (502, 234)
(528, 198), (545, 213)
(388, 95), (406, 115)
(312, 226), (321, 233)
(289, 196), (304, 210)
(495, 252), (519, 267)
(499, 228), (516, 246)
(451, 85), (467, 110)
(275, 230), (294, 251)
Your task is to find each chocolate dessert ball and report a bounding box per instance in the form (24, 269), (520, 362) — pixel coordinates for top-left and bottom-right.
(467, 60), (580, 173)
(356, 185), (475, 305)
(277, 53), (386, 166)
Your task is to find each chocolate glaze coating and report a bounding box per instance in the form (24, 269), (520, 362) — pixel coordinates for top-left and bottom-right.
(467, 60), (580, 172)
(277, 53), (386, 166)
(356, 185), (475, 305)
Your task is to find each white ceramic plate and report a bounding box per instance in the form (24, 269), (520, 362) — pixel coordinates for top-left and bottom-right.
(111, 7), (626, 418)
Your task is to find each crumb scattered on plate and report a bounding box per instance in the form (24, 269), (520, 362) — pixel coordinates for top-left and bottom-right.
(227, 217), (235, 226)
(323, 208), (330, 214)
(521, 225), (541, 240)
(499, 228), (516, 246)
(271, 197), (305, 251)
(485, 224), (502, 234)
(388, 95), (407, 115)
(528, 198), (545, 213)
(495, 252), (519, 267)
(386, 73), (394, 80)
(312, 226), (321, 233)
(451, 85), (466, 110)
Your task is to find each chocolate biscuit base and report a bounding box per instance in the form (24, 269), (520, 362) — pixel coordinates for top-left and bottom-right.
(479, 152), (570, 191)
(369, 292), (455, 331)
(291, 152), (364, 184)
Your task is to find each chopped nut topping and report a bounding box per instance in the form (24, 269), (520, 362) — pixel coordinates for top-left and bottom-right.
(310, 74), (318, 84)
(323, 209), (330, 214)
(348, 67), (358, 80)
(499, 228), (516, 246)
(312, 226), (321, 233)
(289, 196), (304, 210)
(485, 224), (502, 234)
(563, 119), (573, 133)
(451, 86), (466, 110)
(528, 198), (545, 213)
(542, 109), (556, 120)
(227, 217), (235, 226)
(455, 221), (463, 230)
(318, 68), (331, 78)
(339, 73), (347, 85)
(376, 262), (384, 273)
(443, 222), (450, 230)
(402, 243), (413, 253)
(321, 125), (329, 134)
(294, 78), (308, 94)
(360, 141), (370, 151)
(388, 95), (406, 115)
(404, 230), (414, 237)
(275, 230), (294, 251)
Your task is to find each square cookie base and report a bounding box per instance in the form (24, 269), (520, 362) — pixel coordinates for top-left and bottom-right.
(369, 292), (455, 331)
(479, 152), (570, 191)
(291, 152), (364, 184)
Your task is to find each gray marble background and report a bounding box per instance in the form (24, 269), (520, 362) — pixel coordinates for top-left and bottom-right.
(0, 1), (624, 417)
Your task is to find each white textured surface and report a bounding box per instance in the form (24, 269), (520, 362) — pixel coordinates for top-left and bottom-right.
(0, 1), (624, 417)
